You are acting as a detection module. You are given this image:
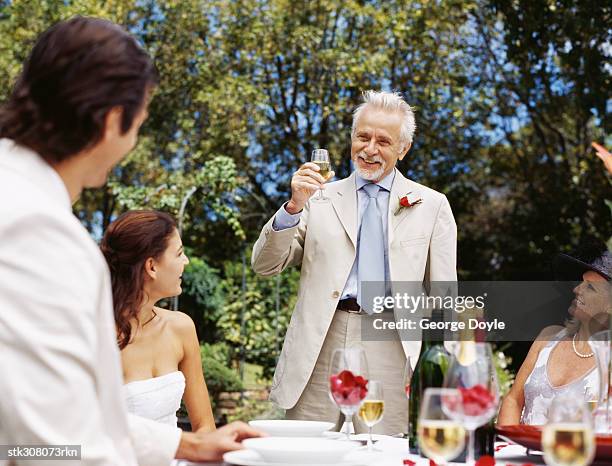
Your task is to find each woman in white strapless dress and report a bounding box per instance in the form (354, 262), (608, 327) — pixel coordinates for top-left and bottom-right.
(498, 250), (611, 425)
(101, 210), (216, 431)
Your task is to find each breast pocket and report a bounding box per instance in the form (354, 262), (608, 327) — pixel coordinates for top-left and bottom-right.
(400, 235), (428, 248)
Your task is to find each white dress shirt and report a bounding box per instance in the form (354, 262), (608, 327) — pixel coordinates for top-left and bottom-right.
(273, 170), (395, 299)
(0, 139), (181, 466)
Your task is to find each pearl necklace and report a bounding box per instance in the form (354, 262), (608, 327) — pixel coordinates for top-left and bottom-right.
(572, 333), (594, 358)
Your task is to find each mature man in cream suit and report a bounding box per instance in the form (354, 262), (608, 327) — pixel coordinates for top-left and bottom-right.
(0, 17), (259, 466)
(252, 91), (457, 434)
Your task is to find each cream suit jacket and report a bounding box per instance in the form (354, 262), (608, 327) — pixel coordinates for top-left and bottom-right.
(252, 169), (457, 409)
(0, 140), (180, 465)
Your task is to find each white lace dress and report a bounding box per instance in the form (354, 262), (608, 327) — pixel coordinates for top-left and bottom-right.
(124, 371), (186, 427)
(521, 330), (599, 425)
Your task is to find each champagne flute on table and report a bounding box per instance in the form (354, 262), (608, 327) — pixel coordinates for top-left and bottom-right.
(542, 396), (596, 466)
(358, 380), (384, 451)
(311, 148), (332, 202)
(329, 347), (369, 441)
(442, 342), (500, 466)
(418, 388), (466, 465)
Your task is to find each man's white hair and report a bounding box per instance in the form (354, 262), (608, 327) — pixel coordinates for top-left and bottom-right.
(351, 90), (416, 151)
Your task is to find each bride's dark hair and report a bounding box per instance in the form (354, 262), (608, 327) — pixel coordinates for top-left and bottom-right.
(100, 210), (176, 349)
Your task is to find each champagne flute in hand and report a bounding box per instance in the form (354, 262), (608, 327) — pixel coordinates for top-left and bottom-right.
(311, 148), (331, 202)
(418, 388), (466, 465)
(358, 380), (384, 451)
(329, 347), (369, 440)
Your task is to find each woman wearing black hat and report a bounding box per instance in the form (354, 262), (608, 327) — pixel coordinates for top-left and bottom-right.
(498, 250), (612, 425)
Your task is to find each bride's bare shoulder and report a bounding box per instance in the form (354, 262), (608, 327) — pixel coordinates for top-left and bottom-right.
(154, 307), (196, 335)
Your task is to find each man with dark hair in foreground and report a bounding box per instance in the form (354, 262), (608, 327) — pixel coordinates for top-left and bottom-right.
(0, 16), (260, 465)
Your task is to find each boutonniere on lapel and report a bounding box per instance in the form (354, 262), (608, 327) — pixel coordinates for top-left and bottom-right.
(394, 192), (422, 216)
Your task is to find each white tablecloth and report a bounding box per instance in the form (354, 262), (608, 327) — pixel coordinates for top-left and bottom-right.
(177, 438), (545, 466)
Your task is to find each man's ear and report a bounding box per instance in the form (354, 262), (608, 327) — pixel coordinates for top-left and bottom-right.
(398, 142), (412, 161)
(102, 106), (124, 141)
(144, 257), (156, 280)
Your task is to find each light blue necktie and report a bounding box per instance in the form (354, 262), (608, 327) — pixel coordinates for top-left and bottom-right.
(357, 183), (386, 314)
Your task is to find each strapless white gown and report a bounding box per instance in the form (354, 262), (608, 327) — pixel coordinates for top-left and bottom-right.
(124, 371), (186, 427)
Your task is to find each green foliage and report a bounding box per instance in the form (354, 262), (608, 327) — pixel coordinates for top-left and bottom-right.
(227, 397), (285, 423)
(217, 250), (301, 379)
(2, 0), (610, 377)
(2, 0), (609, 275)
(181, 250), (299, 378)
(458, 1), (612, 278)
(494, 347), (515, 398)
(200, 343), (243, 407)
(180, 253), (224, 341)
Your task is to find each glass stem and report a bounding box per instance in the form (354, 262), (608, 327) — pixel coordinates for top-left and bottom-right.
(342, 415), (354, 441)
(368, 426), (373, 451)
(467, 427), (476, 466)
(318, 187), (324, 199)
(407, 411), (410, 452)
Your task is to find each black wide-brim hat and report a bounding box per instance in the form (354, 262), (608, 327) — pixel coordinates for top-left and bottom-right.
(554, 248), (612, 282)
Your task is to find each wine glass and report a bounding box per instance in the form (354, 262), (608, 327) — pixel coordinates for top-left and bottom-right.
(311, 148), (331, 202)
(358, 380), (384, 451)
(589, 329), (611, 433)
(442, 342), (500, 466)
(328, 347), (369, 440)
(418, 388), (466, 465)
(542, 396), (596, 466)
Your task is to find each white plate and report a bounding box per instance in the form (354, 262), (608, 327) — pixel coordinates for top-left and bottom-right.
(242, 437), (359, 463)
(248, 420), (335, 437)
(322, 432), (391, 442)
(223, 449), (364, 466)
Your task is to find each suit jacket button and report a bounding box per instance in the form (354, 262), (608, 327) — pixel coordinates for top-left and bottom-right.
(332, 291), (340, 298)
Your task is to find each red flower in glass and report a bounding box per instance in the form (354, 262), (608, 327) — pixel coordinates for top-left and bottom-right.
(458, 384), (495, 416)
(329, 370), (368, 406)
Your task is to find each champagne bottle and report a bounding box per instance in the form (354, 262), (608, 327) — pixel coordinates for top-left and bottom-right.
(409, 309), (450, 454)
(454, 310), (495, 461)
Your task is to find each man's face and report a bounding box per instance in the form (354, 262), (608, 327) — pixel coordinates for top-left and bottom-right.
(351, 106), (409, 182)
(85, 95), (150, 188)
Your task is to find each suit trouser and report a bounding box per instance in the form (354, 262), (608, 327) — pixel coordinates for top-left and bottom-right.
(286, 309), (408, 435)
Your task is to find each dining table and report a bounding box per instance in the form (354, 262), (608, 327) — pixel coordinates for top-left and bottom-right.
(176, 436), (550, 466)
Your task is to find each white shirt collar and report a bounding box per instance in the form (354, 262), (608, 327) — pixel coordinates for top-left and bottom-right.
(355, 168), (396, 192)
(0, 139), (72, 210)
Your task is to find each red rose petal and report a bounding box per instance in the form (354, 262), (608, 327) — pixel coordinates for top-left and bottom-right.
(429, 460), (438, 466)
(402, 460), (416, 466)
(475, 455), (495, 466)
